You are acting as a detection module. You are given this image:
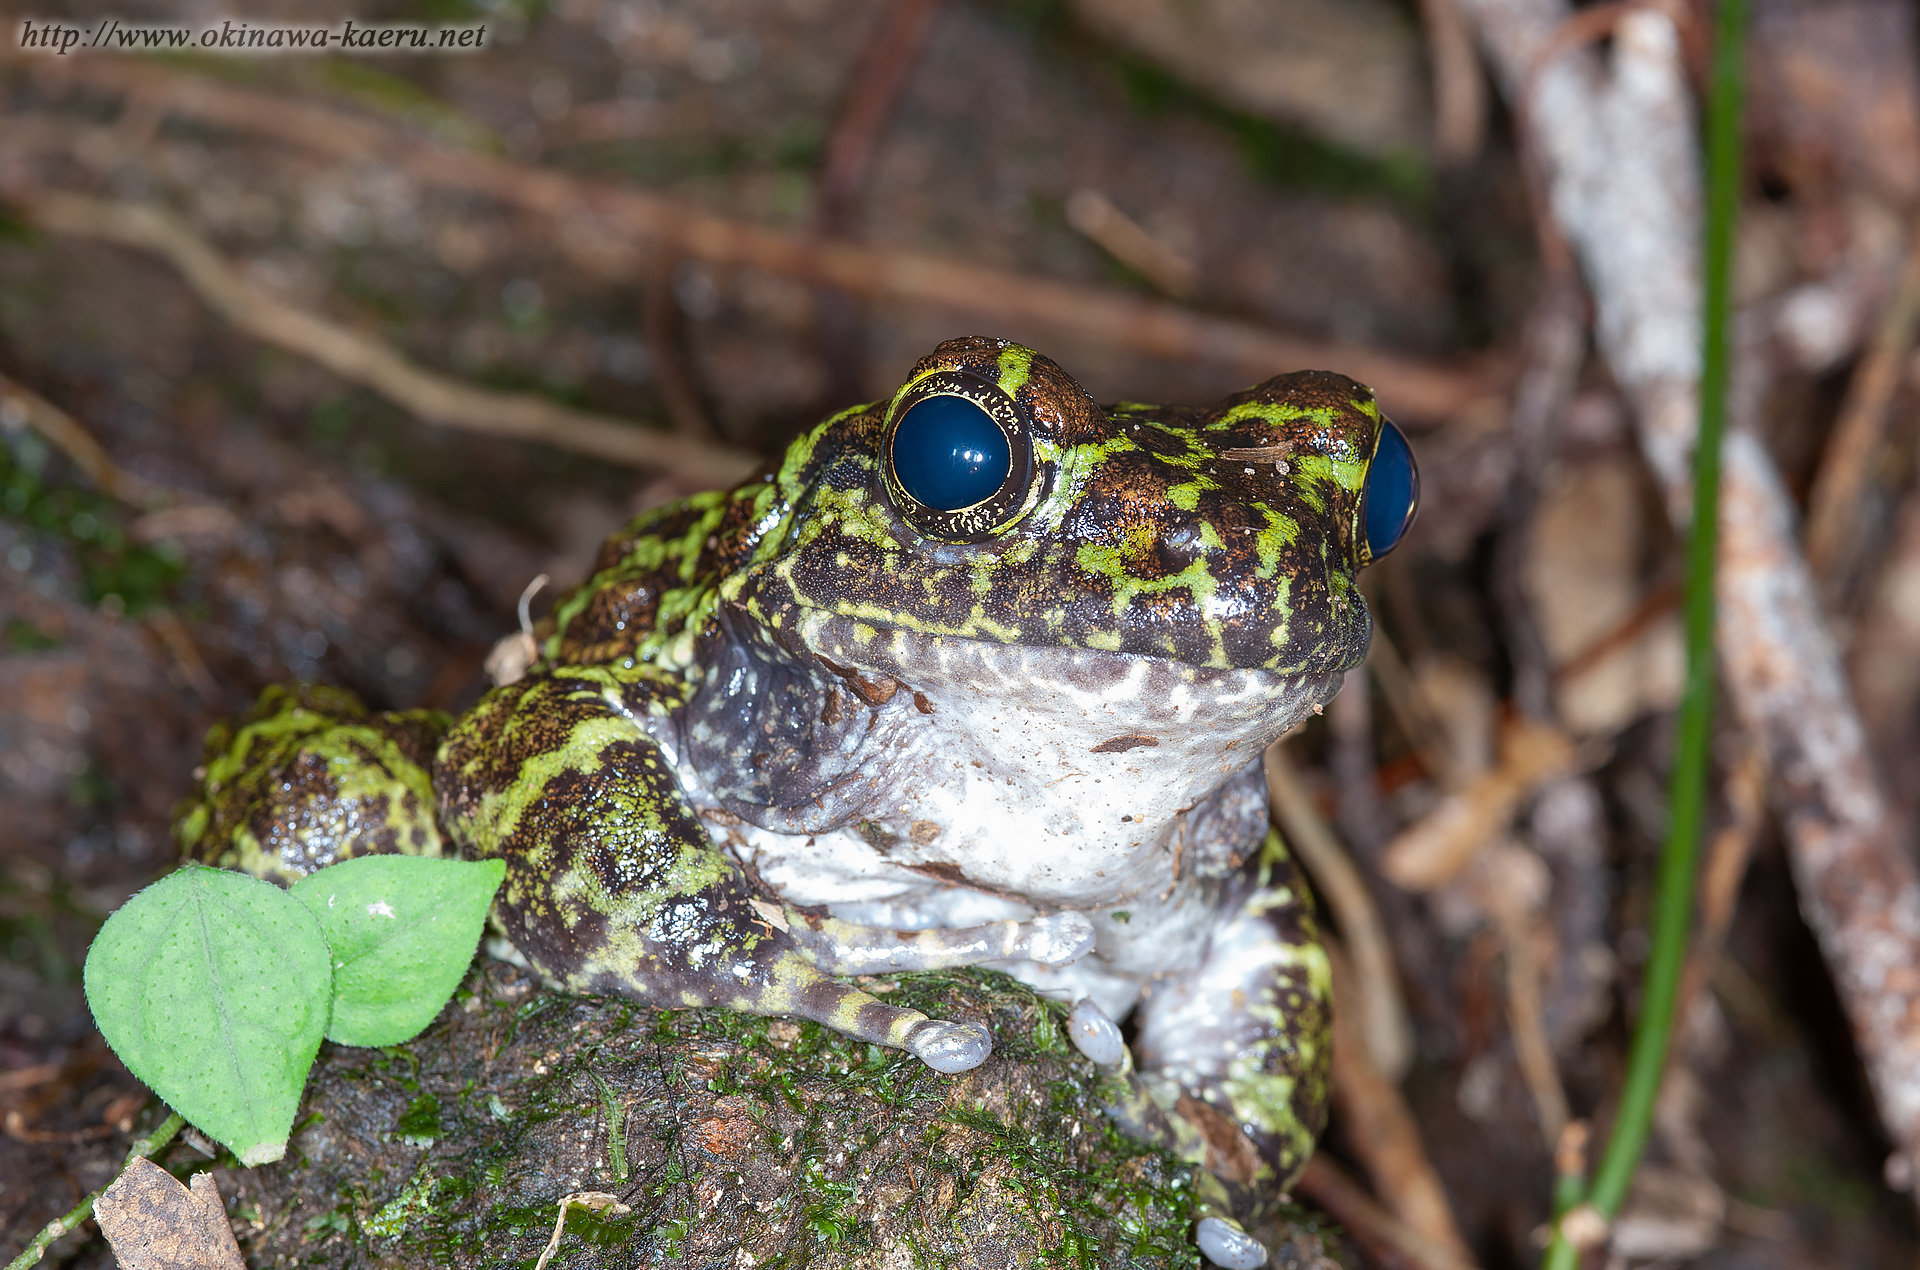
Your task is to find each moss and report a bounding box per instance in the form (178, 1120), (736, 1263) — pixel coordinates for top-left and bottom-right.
(218, 961), (1337, 1269)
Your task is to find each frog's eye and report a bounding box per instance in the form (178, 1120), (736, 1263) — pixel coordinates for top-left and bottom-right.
(892, 395), (1010, 511)
(883, 372), (1035, 540)
(1359, 419), (1418, 564)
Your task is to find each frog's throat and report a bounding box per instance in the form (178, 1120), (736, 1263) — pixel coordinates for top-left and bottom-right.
(678, 604), (1359, 845)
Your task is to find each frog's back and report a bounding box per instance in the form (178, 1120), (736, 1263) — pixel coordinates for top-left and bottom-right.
(541, 482), (767, 669)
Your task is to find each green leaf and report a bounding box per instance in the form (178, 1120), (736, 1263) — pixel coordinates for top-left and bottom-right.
(83, 865), (331, 1166)
(291, 855), (506, 1047)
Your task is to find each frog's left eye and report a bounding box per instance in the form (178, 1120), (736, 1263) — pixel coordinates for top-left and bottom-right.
(1359, 419), (1418, 564)
(884, 372), (1035, 540)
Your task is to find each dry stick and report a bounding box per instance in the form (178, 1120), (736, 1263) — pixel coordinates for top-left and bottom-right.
(4, 1110), (185, 1270)
(1804, 216), (1920, 594)
(1672, 745), (1768, 1040)
(1487, 881), (1572, 1151)
(1464, 0), (1920, 1219)
(1295, 1153), (1477, 1270)
(812, 0), (947, 402)
(1265, 744), (1414, 1082)
(1324, 943), (1478, 1269)
(0, 370), (166, 506)
(1418, 0), (1492, 163)
(15, 59), (1493, 422)
(18, 192), (759, 489)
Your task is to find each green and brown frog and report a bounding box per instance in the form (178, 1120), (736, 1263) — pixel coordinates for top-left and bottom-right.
(176, 337), (1418, 1267)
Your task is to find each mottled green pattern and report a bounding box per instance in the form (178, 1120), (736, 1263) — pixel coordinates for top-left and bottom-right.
(175, 338), (1402, 1265)
(176, 684), (448, 888)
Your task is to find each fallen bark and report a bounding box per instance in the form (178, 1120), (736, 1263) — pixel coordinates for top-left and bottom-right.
(1462, 0), (1920, 1200)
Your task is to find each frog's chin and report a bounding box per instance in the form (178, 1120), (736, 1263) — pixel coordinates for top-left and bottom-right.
(793, 610), (1350, 812)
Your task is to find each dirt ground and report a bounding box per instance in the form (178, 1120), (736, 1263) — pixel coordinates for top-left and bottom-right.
(4, 0), (1920, 1266)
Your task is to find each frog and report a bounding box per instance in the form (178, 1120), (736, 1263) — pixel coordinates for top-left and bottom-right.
(175, 336), (1418, 1268)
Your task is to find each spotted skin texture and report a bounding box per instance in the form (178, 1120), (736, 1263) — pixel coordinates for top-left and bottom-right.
(178, 339), (1403, 1266)
(176, 684), (449, 888)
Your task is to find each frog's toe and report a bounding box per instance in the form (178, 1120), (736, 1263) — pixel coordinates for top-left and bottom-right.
(1028, 911), (1096, 965)
(1197, 1217), (1268, 1269)
(905, 1019), (993, 1073)
(1068, 997), (1129, 1070)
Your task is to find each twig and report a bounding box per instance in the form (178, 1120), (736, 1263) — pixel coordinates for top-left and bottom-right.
(1486, 867), (1571, 1150)
(1265, 744), (1414, 1082)
(1295, 1153), (1477, 1270)
(815, 0), (946, 236)
(9, 58), (1494, 422)
(641, 255), (714, 440)
(1461, 0), (1785, 1258)
(1487, 0), (1920, 1222)
(4, 1109), (184, 1270)
(1324, 943), (1478, 1268)
(0, 370), (165, 506)
(14, 192), (759, 488)
(1378, 717), (1579, 891)
(1065, 191), (1198, 299)
(1418, 0), (1491, 163)
(1804, 214), (1920, 597)
(532, 1192), (631, 1270)
(1674, 743), (1768, 1030)
(1551, 575), (1682, 687)
(811, 0), (945, 408)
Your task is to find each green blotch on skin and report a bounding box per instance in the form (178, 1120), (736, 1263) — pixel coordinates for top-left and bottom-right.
(995, 345), (1035, 396)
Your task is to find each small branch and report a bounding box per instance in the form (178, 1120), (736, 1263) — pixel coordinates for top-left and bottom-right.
(1804, 214), (1920, 596)
(1296, 1153), (1478, 1270)
(1487, 866), (1572, 1150)
(8, 58), (1494, 423)
(15, 192), (759, 488)
(5, 1110), (185, 1270)
(0, 370), (165, 506)
(1324, 942), (1478, 1268)
(1418, 0), (1492, 163)
(1265, 743), (1414, 1082)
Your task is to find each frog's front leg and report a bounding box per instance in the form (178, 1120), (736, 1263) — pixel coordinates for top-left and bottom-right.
(783, 910), (1095, 975)
(1067, 830), (1331, 1269)
(435, 668), (991, 1072)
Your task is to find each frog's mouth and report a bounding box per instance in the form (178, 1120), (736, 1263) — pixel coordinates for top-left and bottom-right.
(681, 603), (1358, 839)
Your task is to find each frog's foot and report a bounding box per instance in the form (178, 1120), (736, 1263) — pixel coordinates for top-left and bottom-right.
(1196, 1217), (1269, 1270)
(787, 911), (1094, 975)
(903, 1019), (994, 1073)
(1067, 996), (1130, 1070)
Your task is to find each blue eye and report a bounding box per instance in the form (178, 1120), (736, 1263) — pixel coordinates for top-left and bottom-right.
(1361, 420), (1418, 561)
(890, 394), (1011, 512)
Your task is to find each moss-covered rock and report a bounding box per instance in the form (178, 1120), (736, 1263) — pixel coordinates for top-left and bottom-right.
(212, 961), (1340, 1268)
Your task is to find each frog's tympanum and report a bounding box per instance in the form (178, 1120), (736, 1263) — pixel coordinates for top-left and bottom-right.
(177, 338), (1418, 1268)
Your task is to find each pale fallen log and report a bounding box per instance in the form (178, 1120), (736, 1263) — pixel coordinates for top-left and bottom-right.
(1461, 0), (1920, 1198)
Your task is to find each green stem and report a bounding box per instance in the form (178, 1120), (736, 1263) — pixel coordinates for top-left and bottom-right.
(5, 1110), (187, 1270)
(1543, 1), (1747, 1265)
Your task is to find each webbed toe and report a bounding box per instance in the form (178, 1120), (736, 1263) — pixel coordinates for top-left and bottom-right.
(1067, 997), (1128, 1070)
(1197, 1216), (1268, 1269)
(1027, 911), (1096, 965)
(905, 1019), (992, 1073)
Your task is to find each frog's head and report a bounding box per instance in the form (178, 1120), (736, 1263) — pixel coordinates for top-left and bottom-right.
(732, 336), (1415, 680)
(700, 337), (1418, 841)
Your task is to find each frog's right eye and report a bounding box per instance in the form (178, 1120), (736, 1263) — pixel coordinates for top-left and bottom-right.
(1359, 418), (1418, 564)
(892, 395), (1010, 511)
(883, 372), (1036, 541)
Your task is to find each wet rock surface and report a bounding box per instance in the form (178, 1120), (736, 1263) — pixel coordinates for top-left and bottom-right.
(211, 962), (1339, 1269)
